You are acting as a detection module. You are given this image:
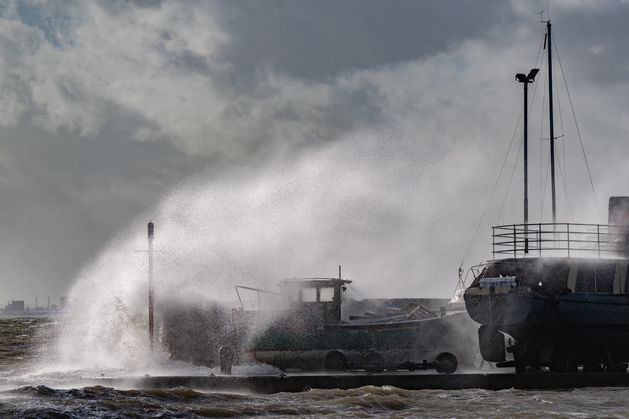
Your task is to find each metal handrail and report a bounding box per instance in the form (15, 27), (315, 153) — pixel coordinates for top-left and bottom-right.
(234, 285), (282, 311)
(492, 222), (629, 259)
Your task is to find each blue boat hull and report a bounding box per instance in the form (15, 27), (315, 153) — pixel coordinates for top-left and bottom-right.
(464, 257), (629, 371)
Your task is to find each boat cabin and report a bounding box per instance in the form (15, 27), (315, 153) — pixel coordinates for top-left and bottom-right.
(473, 257), (629, 295)
(468, 200), (629, 296)
(280, 278), (352, 326)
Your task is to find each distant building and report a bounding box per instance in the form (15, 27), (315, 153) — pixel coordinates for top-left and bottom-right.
(3, 300), (26, 314)
(1, 298), (64, 317)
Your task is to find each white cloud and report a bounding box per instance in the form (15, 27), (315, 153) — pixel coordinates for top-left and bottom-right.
(0, 1), (628, 304)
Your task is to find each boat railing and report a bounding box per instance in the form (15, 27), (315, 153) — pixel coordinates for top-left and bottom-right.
(492, 223), (629, 259)
(234, 285), (283, 311)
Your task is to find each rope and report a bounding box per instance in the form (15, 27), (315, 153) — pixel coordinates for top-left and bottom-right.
(555, 150), (573, 220)
(458, 34), (546, 271)
(458, 109), (522, 271)
(551, 41), (572, 220)
(553, 36), (601, 223)
(541, 147), (551, 219)
(497, 136), (523, 223)
(498, 36), (545, 223)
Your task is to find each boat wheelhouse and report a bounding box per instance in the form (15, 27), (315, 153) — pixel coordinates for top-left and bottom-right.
(228, 275), (476, 374)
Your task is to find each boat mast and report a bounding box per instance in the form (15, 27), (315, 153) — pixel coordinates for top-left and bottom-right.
(547, 20), (557, 223)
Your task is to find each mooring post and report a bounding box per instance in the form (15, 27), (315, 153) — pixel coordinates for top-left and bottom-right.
(148, 221), (154, 351)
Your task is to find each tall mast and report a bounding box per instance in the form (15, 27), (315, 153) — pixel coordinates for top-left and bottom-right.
(547, 20), (557, 223)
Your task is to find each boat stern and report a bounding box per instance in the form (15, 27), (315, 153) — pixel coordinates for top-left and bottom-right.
(464, 276), (538, 327)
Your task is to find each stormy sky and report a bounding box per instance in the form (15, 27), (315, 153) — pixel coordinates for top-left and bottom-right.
(1, 0), (628, 305)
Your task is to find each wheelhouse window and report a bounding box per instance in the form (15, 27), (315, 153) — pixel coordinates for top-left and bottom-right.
(319, 287), (335, 302)
(284, 286), (300, 303)
(611, 263), (624, 294)
(301, 287), (317, 302)
(540, 264), (569, 293)
(574, 264), (615, 293)
(595, 264), (615, 293)
(575, 265), (595, 293)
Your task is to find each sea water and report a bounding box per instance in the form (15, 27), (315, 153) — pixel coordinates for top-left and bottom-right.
(0, 317), (627, 418)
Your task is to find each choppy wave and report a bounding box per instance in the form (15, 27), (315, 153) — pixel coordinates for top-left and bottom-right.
(2, 384), (629, 418)
(2, 318), (629, 418)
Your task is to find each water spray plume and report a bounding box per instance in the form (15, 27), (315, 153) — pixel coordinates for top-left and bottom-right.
(43, 131), (485, 374)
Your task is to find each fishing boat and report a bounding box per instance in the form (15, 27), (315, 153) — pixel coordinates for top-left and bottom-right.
(463, 19), (629, 373)
(222, 272), (478, 374)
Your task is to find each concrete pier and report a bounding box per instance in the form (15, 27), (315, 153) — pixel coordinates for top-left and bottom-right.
(90, 372), (629, 394)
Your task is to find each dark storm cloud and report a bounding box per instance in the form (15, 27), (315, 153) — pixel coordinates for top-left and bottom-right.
(212, 0), (515, 80)
(0, 121), (204, 301)
(546, 2), (629, 85)
(0, 0), (628, 303)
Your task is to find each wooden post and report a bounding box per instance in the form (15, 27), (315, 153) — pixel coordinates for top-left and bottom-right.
(148, 221), (154, 350)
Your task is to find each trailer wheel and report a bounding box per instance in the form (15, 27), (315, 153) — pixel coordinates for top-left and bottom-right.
(324, 350), (348, 371)
(218, 345), (235, 374)
(435, 352), (458, 374)
(363, 351), (385, 373)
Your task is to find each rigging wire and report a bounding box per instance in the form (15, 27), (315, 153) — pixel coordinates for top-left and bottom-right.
(555, 153), (574, 220)
(497, 137), (523, 223)
(541, 143), (551, 219)
(497, 59), (543, 222)
(458, 34), (545, 272)
(551, 40), (572, 220)
(497, 33), (546, 223)
(539, 50), (548, 219)
(458, 109), (522, 271)
(553, 35), (601, 223)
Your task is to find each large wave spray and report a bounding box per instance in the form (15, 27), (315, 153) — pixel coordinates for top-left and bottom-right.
(41, 131), (485, 374)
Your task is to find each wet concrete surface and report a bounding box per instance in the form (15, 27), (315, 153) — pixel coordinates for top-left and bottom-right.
(89, 371), (629, 394)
